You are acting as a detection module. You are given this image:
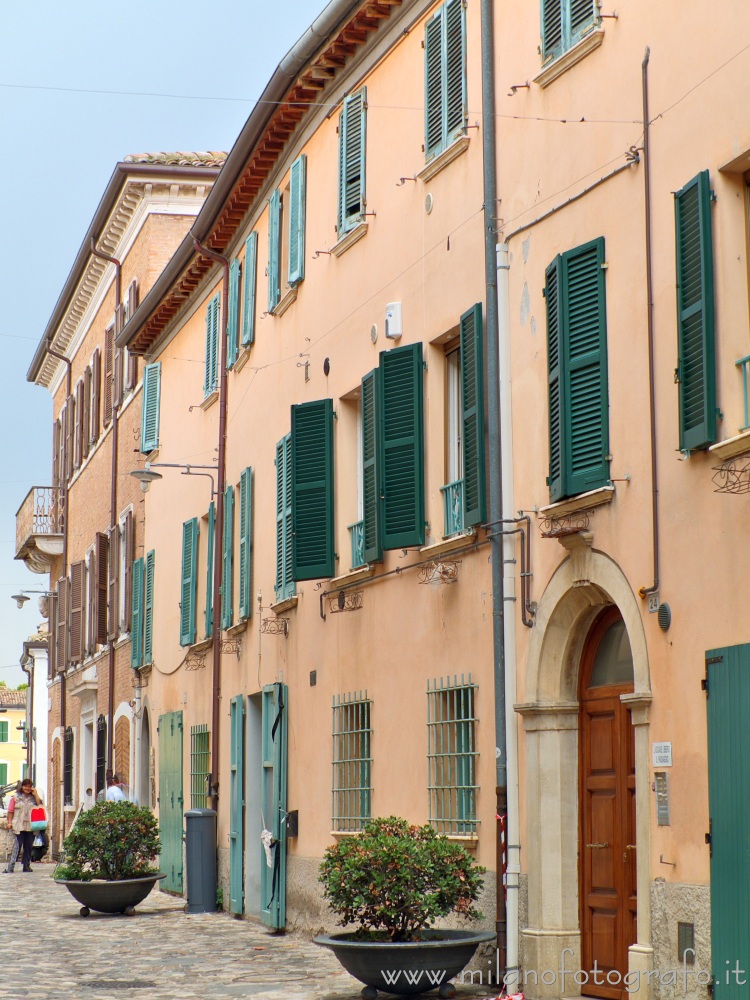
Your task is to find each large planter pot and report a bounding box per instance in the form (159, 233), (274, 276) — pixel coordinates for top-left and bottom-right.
(314, 928), (495, 998)
(55, 873), (166, 916)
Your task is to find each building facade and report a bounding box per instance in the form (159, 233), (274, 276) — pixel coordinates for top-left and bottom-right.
(0, 688), (28, 789)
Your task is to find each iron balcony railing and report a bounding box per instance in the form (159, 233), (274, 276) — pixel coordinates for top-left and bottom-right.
(440, 478), (464, 538)
(348, 520), (365, 569)
(15, 486), (64, 558)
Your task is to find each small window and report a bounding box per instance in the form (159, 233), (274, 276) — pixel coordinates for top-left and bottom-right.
(275, 434), (295, 602)
(541, 0), (599, 65)
(427, 675), (478, 835)
(190, 724), (210, 809)
(0, 721), (8, 743)
(338, 90), (367, 235)
(424, 0), (467, 160)
(204, 295), (220, 397)
(332, 693), (372, 832)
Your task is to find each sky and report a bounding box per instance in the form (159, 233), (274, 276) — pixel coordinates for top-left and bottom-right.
(0, 1), (320, 685)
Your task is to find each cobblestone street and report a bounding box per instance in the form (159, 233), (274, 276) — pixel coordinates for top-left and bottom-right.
(0, 864), (496, 1000)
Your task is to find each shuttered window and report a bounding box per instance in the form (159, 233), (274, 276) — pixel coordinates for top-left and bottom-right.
(460, 304), (486, 527)
(338, 90), (366, 235)
(424, 0), (466, 160)
(239, 468), (253, 620)
(361, 369), (382, 563)
(82, 367), (91, 460)
(122, 511), (134, 632)
(288, 154), (307, 287)
(104, 324), (115, 426)
(268, 189), (282, 313)
(541, 0), (598, 64)
(74, 380), (83, 470)
(143, 549), (155, 665)
(227, 258), (241, 370)
(675, 170), (716, 452)
(291, 399), (334, 580)
(140, 362), (161, 453)
(204, 294), (220, 397)
(125, 280), (139, 390)
(69, 561), (85, 664)
(545, 237), (609, 502)
(275, 434), (295, 601)
(180, 518), (199, 646)
(242, 233), (258, 347)
(205, 501), (215, 638)
(65, 394), (74, 481)
(108, 524), (119, 642)
(91, 348), (101, 447)
(56, 577), (69, 673)
(131, 558), (144, 669)
(94, 531), (108, 646)
(221, 486), (234, 630)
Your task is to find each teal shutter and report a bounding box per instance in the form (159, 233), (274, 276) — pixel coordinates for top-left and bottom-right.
(229, 694), (245, 915)
(338, 89), (367, 235)
(425, 8), (444, 158)
(460, 303), (486, 527)
(205, 501), (215, 638)
(158, 711), (184, 893)
(242, 232), (258, 347)
(379, 343), (425, 549)
(131, 557), (144, 668)
(546, 258), (564, 502)
(227, 259), (241, 369)
(424, 0), (466, 159)
(0, 764), (6, 785)
(288, 155), (306, 287)
(268, 189), (281, 312)
(221, 485), (234, 630)
(260, 682), (288, 930)
(570, 0), (597, 43)
(140, 362), (161, 453)
(541, 0), (563, 63)
(204, 295), (220, 396)
(291, 399), (334, 580)
(361, 368), (383, 563)
(675, 170), (716, 452)
(143, 549), (155, 664)
(0, 722), (6, 743)
(180, 518), (199, 647)
(275, 435), (295, 601)
(239, 467), (253, 620)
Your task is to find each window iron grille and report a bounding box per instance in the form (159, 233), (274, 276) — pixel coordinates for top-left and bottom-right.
(190, 724), (210, 809)
(332, 692), (372, 832)
(427, 675), (478, 835)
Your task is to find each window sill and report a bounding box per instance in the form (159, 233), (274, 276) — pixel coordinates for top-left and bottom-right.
(417, 135), (470, 183)
(233, 346), (252, 373)
(330, 565), (377, 588)
(201, 390), (218, 411)
(708, 430), (750, 461)
(225, 620), (248, 637)
(533, 29), (604, 88)
(330, 829), (365, 838)
(271, 595), (298, 615)
(420, 529), (477, 558)
(444, 834), (479, 849)
(538, 484), (615, 519)
(271, 285), (298, 318)
(331, 221), (369, 258)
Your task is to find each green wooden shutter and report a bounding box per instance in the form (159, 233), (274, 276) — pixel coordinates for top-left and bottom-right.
(288, 155), (306, 287)
(546, 257), (564, 502)
(222, 485), (234, 630)
(143, 549), (155, 665)
(229, 694), (245, 914)
(291, 399), (334, 580)
(338, 89), (367, 235)
(261, 682), (288, 929)
(140, 362), (161, 453)
(0, 722), (8, 743)
(242, 232), (258, 347)
(361, 368), (383, 563)
(675, 170), (716, 452)
(158, 711), (184, 893)
(239, 468), (253, 620)
(445, 0), (466, 143)
(379, 343), (425, 549)
(180, 518), (199, 647)
(268, 189), (281, 312)
(460, 303), (486, 527)
(204, 295), (220, 396)
(205, 501), (215, 638)
(131, 557), (144, 668)
(541, 0), (563, 63)
(275, 435), (295, 601)
(0, 764), (7, 785)
(424, 7), (444, 158)
(227, 258), (241, 369)
(570, 0), (597, 43)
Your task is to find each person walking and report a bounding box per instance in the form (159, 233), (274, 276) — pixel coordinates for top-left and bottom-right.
(105, 774), (126, 802)
(4, 779), (42, 873)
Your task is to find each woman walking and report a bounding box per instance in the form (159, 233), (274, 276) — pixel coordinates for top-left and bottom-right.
(4, 779), (42, 873)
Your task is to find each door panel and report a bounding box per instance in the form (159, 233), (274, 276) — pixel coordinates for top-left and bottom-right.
(229, 695), (245, 915)
(260, 682), (288, 930)
(158, 711), (183, 893)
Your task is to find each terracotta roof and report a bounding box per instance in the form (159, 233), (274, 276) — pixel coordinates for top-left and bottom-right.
(0, 689), (27, 708)
(123, 152), (227, 168)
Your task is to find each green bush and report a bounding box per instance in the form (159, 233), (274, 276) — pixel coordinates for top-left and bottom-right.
(55, 801), (160, 882)
(319, 816), (486, 942)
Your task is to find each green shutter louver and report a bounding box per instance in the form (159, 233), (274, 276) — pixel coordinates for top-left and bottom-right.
(542, 0), (597, 64)
(143, 549), (155, 665)
(541, 0), (564, 62)
(242, 232), (258, 347)
(140, 362), (161, 453)
(239, 468), (253, 620)
(338, 89), (367, 235)
(570, 0), (597, 43)
(424, 0), (466, 160)
(227, 258), (241, 369)
(268, 189), (281, 312)
(275, 435), (294, 601)
(205, 501), (215, 638)
(221, 485), (234, 630)
(460, 303), (486, 527)
(204, 294), (220, 396)
(180, 518), (199, 647)
(444, 0), (465, 140)
(425, 10), (444, 158)
(675, 170), (716, 452)
(379, 343), (425, 549)
(361, 368), (383, 563)
(131, 557), (144, 668)
(546, 257), (564, 502)
(291, 399), (334, 580)
(288, 155), (307, 287)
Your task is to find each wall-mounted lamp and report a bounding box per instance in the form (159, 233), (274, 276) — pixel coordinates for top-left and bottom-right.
(11, 590), (53, 610)
(130, 462), (218, 498)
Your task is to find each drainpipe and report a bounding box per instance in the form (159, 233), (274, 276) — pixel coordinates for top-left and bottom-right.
(191, 236), (229, 812)
(480, 0), (507, 976)
(90, 238), (122, 777)
(21, 656), (33, 780)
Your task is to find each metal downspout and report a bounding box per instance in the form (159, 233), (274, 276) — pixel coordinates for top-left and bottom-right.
(192, 237), (229, 812)
(90, 238), (122, 776)
(21, 657), (33, 779)
(480, 0), (507, 975)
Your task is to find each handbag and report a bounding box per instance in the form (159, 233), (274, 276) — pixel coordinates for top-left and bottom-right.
(30, 806), (47, 831)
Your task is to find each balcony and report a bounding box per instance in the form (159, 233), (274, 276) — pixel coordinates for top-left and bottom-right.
(15, 487), (64, 573)
(440, 479), (464, 538)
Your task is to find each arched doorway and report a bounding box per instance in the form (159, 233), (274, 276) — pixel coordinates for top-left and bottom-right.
(139, 708), (151, 808)
(579, 608), (636, 998)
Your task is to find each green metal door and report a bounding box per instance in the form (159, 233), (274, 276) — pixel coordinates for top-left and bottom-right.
(229, 694), (245, 915)
(158, 710), (184, 893)
(260, 682), (288, 929)
(706, 643), (750, 998)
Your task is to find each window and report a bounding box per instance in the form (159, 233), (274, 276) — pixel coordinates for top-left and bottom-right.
(291, 400), (335, 581)
(180, 518), (199, 646)
(268, 189), (282, 313)
(204, 294), (220, 398)
(238, 468), (253, 620)
(190, 724), (210, 809)
(546, 237), (609, 502)
(143, 549), (155, 665)
(541, 0), (599, 65)
(0, 721), (7, 743)
(131, 558), (144, 668)
(242, 232), (258, 348)
(427, 675), (478, 835)
(275, 434), (295, 602)
(675, 170), (716, 452)
(268, 155), (307, 312)
(118, 510), (134, 635)
(288, 154), (307, 287)
(205, 501), (215, 638)
(332, 693), (372, 832)
(0, 763), (7, 785)
(63, 727), (74, 805)
(96, 715), (107, 796)
(104, 323), (115, 427)
(424, 0), (466, 160)
(131, 549), (155, 667)
(141, 362), (161, 453)
(338, 89), (366, 235)
(221, 485), (234, 630)
(226, 258), (241, 369)
(69, 560), (85, 665)
(90, 348), (101, 449)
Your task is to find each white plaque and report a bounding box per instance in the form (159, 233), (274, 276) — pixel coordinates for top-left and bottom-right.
(652, 742), (672, 767)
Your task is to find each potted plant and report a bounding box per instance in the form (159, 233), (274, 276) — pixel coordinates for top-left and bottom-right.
(314, 817), (494, 999)
(54, 801), (164, 916)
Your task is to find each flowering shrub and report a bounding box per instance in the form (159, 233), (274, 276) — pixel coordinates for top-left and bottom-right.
(55, 801), (160, 882)
(319, 816), (486, 942)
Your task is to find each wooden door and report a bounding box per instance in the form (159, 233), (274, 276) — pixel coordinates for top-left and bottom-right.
(579, 610), (636, 999)
(157, 711), (184, 893)
(229, 695), (245, 915)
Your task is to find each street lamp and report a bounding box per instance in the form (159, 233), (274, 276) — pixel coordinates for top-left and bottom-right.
(130, 462), (217, 498)
(10, 590), (54, 610)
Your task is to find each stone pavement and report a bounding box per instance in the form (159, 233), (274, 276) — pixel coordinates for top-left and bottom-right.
(0, 863), (498, 1000)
